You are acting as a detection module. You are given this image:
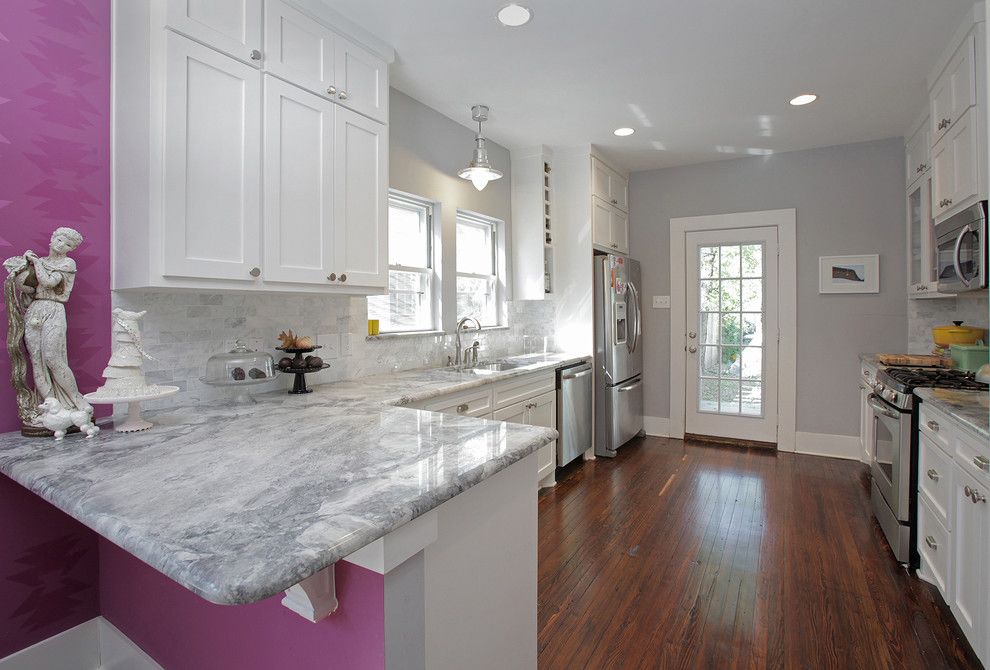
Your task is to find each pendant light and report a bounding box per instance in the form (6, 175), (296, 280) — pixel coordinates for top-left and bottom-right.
(458, 104), (503, 191)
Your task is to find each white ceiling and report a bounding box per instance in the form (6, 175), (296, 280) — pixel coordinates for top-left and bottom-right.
(328, 0), (977, 172)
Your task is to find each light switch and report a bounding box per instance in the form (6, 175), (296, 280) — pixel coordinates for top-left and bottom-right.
(653, 295), (670, 309)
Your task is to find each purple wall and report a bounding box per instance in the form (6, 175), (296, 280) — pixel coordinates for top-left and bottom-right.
(0, 0), (110, 657)
(101, 540), (386, 669)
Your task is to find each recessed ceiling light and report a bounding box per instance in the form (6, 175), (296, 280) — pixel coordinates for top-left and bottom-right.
(497, 4), (532, 27)
(789, 93), (818, 106)
(613, 127), (635, 137)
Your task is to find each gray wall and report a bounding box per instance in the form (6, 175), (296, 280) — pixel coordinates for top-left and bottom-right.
(389, 89), (513, 331)
(629, 138), (907, 436)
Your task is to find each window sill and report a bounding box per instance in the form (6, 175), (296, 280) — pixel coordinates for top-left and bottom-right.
(365, 325), (509, 341)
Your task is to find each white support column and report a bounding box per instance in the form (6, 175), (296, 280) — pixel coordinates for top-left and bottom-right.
(281, 565), (339, 622)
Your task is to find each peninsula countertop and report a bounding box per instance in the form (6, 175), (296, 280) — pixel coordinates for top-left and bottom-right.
(915, 387), (989, 441)
(0, 352), (588, 606)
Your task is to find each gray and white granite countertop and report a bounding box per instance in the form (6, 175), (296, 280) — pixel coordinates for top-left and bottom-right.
(0, 352), (589, 605)
(915, 388), (989, 441)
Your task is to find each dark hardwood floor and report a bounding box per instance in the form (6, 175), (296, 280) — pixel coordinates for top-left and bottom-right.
(537, 436), (982, 669)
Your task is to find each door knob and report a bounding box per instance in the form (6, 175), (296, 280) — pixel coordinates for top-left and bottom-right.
(688, 345), (698, 353)
(688, 331), (697, 339)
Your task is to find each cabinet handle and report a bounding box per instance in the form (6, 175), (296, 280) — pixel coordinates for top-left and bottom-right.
(339, 274), (347, 283)
(611, 198), (618, 205)
(941, 118), (951, 129)
(249, 267), (261, 278)
(338, 91), (348, 100)
(250, 49), (262, 61)
(974, 455), (989, 472)
(926, 419), (939, 432)
(327, 273), (337, 281)
(456, 403), (469, 414)
(327, 85), (337, 96)
(946, 198), (952, 206)
(927, 468), (940, 482)
(925, 535), (938, 550)
(525, 402), (537, 410)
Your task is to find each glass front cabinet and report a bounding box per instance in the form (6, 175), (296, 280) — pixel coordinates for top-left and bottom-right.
(907, 177), (945, 297)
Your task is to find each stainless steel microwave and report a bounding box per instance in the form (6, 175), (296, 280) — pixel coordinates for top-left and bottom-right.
(935, 201), (987, 293)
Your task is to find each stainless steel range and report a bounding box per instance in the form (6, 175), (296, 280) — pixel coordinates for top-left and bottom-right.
(869, 367), (988, 565)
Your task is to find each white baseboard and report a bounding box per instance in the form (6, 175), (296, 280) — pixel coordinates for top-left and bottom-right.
(794, 431), (862, 462)
(0, 617), (160, 670)
(643, 416), (671, 437)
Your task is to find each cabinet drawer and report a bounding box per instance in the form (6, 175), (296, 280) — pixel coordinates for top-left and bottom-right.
(919, 404), (951, 452)
(919, 496), (952, 603)
(920, 433), (954, 525)
(423, 388), (493, 418)
(493, 372), (554, 411)
(955, 428), (990, 487)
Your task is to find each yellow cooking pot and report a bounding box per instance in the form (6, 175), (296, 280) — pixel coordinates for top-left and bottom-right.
(932, 321), (987, 346)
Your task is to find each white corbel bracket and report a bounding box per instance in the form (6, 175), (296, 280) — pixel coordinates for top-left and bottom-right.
(281, 564), (338, 622)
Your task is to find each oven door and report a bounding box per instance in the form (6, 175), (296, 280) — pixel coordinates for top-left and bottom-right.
(868, 394), (912, 522)
(936, 202), (987, 293)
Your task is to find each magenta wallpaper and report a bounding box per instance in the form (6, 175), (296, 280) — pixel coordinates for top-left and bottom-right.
(0, 0), (109, 657)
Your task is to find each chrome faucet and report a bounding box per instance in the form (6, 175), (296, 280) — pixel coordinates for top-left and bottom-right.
(454, 316), (482, 366)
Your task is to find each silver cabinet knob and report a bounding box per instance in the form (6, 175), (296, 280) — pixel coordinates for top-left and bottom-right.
(611, 198), (618, 205)
(250, 49), (262, 61)
(456, 403), (468, 414)
(946, 198), (952, 206)
(249, 267), (261, 277)
(975, 455), (990, 472)
(327, 273), (337, 281)
(338, 90), (348, 100)
(925, 535), (938, 550)
(927, 468), (940, 482)
(339, 274), (347, 283)
(688, 345), (698, 353)
(965, 485), (972, 498)
(327, 85), (337, 96)
(927, 420), (939, 432)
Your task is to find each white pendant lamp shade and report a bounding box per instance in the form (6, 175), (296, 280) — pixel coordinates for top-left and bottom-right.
(458, 105), (503, 191)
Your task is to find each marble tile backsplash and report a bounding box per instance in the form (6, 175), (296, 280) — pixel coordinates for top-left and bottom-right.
(907, 291), (989, 354)
(110, 292), (556, 409)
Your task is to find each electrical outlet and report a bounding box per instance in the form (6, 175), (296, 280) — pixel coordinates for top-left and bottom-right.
(318, 333), (340, 359)
(653, 295), (671, 309)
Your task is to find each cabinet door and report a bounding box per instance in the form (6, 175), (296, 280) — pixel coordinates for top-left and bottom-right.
(610, 172), (629, 211)
(592, 197), (613, 249)
(592, 158), (611, 203)
(526, 391), (556, 430)
(905, 122), (930, 188)
(952, 466), (989, 660)
(611, 207), (629, 254)
(162, 33), (261, 281)
(166, 0), (262, 64)
(932, 108), (979, 219)
(493, 400), (529, 424)
(931, 34), (976, 144)
(334, 35), (388, 124)
(263, 76), (335, 284)
(264, 0), (336, 98)
(333, 107), (388, 287)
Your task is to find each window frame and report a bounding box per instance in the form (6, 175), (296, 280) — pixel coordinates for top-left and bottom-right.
(368, 190), (441, 334)
(455, 210), (507, 328)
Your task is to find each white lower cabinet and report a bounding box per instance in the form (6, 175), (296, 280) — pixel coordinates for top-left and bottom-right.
(413, 371), (558, 488)
(917, 404), (990, 665)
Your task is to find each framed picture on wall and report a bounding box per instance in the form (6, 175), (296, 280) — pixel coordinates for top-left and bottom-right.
(818, 254), (879, 294)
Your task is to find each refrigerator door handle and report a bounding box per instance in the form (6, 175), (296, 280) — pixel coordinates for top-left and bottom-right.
(616, 378), (643, 393)
(627, 281), (641, 353)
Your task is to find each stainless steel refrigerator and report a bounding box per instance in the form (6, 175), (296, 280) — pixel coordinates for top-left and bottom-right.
(594, 253), (644, 457)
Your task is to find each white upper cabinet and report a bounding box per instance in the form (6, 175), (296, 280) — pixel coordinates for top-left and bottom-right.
(931, 33), (977, 145)
(263, 75), (335, 284)
(592, 197), (628, 254)
(162, 32), (262, 281)
(334, 35), (388, 124)
(166, 0), (263, 65)
(591, 157), (628, 212)
(264, 0), (336, 97)
(932, 106), (979, 220)
(334, 107), (388, 288)
(905, 119), (930, 188)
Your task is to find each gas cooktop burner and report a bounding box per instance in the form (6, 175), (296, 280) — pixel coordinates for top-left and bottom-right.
(880, 366), (989, 393)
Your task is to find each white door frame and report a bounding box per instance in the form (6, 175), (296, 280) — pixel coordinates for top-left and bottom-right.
(669, 209), (797, 451)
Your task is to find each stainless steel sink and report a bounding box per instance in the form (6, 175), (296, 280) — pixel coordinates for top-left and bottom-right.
(443, 360), (527, 374)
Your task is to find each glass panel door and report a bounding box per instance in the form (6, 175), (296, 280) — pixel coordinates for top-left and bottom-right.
(908, 185), (923, 285)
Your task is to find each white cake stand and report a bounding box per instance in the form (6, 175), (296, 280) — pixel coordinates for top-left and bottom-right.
(84, 386), (180, 433)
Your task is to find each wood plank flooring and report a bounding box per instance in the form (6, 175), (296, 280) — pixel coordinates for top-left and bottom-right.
(537, 436), (982, 669)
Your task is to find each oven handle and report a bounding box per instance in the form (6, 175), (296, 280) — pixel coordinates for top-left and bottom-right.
(952, 226), (972, 288)
(867, 395), (901, 420)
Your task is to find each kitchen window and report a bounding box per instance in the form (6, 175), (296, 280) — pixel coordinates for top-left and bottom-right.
(367, 192), (438, 332)
(456, 211), (505, 327)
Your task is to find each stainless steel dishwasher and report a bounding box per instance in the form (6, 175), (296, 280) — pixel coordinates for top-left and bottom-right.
(556, 361), (593, 466)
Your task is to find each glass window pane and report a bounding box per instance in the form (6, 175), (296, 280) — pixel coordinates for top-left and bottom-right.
(720, 280), (741, 312)
(700, 280), (719, 311)
(699, 246), (719, 279)
(699, 379), (719, 412)
(742, 244), (762, 277)
(368, 270), (432, 332)
(721, 346), (741, 378)
(456, 220), (494, 275)
(742, 313), (762, 345)
(699, 313), (719, 344)
(741, 346), (762, 380)
(741, 279), (763, 311)
(700, 346), (720, 377)
(720, 313), (741, 344)
(741, 382), (762, 415)
(388, 204), (429, 268)
(719, 381), (741, 414)
(720, 245), (741, 278)
(456, 275), (496, 326)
